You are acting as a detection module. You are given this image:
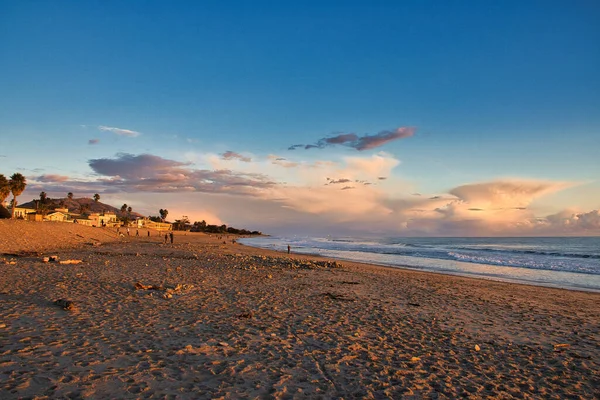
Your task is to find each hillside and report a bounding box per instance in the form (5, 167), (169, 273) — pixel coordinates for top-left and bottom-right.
(18, 197), (144, 218)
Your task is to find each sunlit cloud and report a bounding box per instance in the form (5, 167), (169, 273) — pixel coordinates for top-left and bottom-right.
(33, 174), (71, 183)
(88, 153), (276, 195)
(98, 125), (141, 137)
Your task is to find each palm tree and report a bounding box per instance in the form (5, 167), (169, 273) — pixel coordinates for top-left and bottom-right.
(159, 208), (168, 222)
(9, 173), (27, 218)
(0, 174), (10, 204)
(39, 191), (47, 204)
(93, 193), (100, 202)
(67, 192), (73, 200)
(0, 175), (10, 218)
(127, 206), (132, 215)
(121, 204), (128, 214)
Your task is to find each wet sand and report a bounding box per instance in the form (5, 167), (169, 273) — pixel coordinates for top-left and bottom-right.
(1, 220), (598, 399)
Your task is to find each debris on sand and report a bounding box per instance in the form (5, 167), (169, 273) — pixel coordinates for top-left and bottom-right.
(134, 282), (193, 299)
(134, 282), (164, 291)
(322, 292), (355, 302)
(54, 299), (75, 310)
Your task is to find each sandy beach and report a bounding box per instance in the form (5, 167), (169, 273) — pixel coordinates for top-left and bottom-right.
(0, 220), (598, 399)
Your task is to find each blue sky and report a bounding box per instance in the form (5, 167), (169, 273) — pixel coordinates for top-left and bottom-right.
(1, 1), (599, 235)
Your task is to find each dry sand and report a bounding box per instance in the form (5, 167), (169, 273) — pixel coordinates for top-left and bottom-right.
(0, 220), (598, 399)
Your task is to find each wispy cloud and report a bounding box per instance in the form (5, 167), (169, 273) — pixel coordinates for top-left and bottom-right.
(326, 178), (352, 185)
(98, 125), (141, 137)
(34, 174), (70, 183)
(88, 139), (100, 145)
(289, 127), (415, 151)
(268, 155), (299, 168)
(221, 151), (252, 163)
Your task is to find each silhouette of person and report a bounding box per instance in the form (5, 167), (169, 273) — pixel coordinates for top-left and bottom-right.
(169, 232), (174, 244)
(287, 245), (291, 254)
(164, 233), (168, 244)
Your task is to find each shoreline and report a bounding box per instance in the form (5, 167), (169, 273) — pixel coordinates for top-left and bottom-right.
(239, 236), (600, 294)
(244, 243), (600, 295)
(1, 221), (599, 398)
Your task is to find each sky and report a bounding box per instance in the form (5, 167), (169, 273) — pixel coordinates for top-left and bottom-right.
(1, 0), (599, 236)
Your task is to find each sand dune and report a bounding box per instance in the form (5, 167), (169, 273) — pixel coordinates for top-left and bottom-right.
(0, 220), (598, 399)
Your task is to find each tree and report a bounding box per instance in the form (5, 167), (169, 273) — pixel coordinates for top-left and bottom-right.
(67, 192), (73, 200)
(39, 191), (47, 204)
(80, 203), (90, 216)
(9, 173), (27, 218)
(0, 174), (10, 203)
(127, 206), (132, 214)
(93, 193), (100, 203)
(174, 216), (190, 231)
(119, 204), (128, 224)
(159, 208), (168, 222)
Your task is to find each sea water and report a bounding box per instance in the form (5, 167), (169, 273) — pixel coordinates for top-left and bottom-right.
(239, 236), (600, 292)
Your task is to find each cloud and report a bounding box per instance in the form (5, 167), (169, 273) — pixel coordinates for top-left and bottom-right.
(354, 128), (415, 150)
(98, 125), (141, 137)
(290, 127), (415, 151)
(221, 151), (252, 163)
(88, 153), (276, 195)
(544, 209), (600, 232)
(34, 174), (70, 183)
(267, 155), (299, 168)
(88, 139), (99, 145)
(449, 180), (573, 210)
(326, 178), (352, 185)
(323, 133), (359, 145)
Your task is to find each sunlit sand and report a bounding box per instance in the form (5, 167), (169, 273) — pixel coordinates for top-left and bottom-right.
(1, 220), (598, 398)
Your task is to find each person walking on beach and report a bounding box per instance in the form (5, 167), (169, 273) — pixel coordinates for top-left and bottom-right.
(164, 233), (168, 244)
(147, 230), (150, 237)
(136, 229), (139, 237)
(287, 245), (291, 254)
(169, 232), (174, 244)
(127, 227), (130, 236)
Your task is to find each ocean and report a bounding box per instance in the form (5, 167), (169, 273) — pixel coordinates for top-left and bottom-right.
(239, 236), (600, 292)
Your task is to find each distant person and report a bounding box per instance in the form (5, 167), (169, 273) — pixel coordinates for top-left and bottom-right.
(287, 245), (291, 254)
(127, 227), (130, 236)
(147, 230), (150, 237)
(136, 229), (139, 237)
(164, 233), (168, 244)
(169, 232), (174, 244)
